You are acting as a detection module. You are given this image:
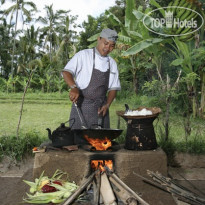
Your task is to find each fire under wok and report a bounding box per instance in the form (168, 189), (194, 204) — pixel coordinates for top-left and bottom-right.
(73, 128), (123, 141)
(72, 103), (123, 141)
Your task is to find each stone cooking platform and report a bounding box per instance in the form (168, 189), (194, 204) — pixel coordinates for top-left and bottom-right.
(33, 147), (176, 205)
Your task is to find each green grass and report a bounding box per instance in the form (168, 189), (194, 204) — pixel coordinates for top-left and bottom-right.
(0, 92), (127, 137)
(0, 92), (205, 161)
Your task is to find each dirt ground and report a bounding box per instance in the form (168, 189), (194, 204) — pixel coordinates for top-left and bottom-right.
(0, 154), (205, 205)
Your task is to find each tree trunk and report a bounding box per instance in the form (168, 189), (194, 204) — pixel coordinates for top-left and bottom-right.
(42, 84), (44, 93)
(16, 69), (34, 138)
(133, 71), (138, 95)
(130, 56), (138, 95)
(11, 0), (19, 78)
(199, 72), (205, 118)
(164, 97), (170, 141)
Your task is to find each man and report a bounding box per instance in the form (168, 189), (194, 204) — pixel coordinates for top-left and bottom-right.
(62, 28), (121, 129)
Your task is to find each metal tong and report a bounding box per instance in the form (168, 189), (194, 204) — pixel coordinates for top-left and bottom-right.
(74, 103), (87, 129)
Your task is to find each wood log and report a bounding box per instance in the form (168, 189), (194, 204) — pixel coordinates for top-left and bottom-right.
(100, 172), (117, 205)
(93, 170), (101, 204)
(108, 172), (149, 205)
(109, 176), (138, 205)
(62, 171), (97, 205)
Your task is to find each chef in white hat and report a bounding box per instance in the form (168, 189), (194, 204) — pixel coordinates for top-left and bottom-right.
(62, 28), (121, 129)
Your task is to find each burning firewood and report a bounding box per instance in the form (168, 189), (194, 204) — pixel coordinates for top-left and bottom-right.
(93, 170), (101, 204)
(100, 172), (117, 205)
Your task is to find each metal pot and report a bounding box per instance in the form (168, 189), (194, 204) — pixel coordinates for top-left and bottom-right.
(46, 120), (75, 147)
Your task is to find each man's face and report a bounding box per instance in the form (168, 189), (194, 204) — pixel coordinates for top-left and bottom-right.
(96, 37), (115, 56)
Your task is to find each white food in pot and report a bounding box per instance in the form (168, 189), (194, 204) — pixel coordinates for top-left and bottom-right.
(124, 108), (153, 116)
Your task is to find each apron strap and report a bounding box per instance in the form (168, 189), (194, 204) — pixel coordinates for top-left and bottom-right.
(93, 47), (111, 89)
(93, 48), (111, 71)
(93, 48), (95, 69)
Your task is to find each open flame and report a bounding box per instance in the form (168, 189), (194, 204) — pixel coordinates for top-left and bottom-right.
(91, 160), (113, 172)
(84, 135), (112, 151)
(84, 135), (113, 172)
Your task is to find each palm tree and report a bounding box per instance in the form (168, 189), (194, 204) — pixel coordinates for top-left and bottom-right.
(37, 4), (69, 61)
(17, 25), (40, 68)
(0, 17), (13, 78)
(3, 0), (37, 77)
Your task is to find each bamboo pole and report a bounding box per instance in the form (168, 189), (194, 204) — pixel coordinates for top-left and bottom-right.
(93, 170), (101, 204)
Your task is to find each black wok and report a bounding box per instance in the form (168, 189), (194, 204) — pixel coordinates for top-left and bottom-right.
(72, 103), (123, 142)
(73, 128), (123, 141)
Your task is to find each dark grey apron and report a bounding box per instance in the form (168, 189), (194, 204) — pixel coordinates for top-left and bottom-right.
(70, 48), (110, 129)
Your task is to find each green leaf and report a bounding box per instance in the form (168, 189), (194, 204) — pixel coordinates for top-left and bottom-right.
(170, 58), (184, 66)
(125, 0), (137, 30)
(149, 0), (165, 17)
(122, 38), (163, 56)
(87, 33), (100, 42)
(128, 31), (142, 39)
(132, 10), (144, 20)
(88, 41), (97, 48)
(118, 34), (132, 43)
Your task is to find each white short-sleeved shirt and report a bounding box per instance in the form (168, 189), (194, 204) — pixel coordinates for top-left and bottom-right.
(62, 48), (121, 91)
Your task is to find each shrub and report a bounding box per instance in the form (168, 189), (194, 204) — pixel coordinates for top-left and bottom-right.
(0, 130), (46, 162)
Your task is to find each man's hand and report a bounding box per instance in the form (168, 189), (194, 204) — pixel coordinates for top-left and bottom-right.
(98, 104), (109, 117)
(69, 87), (79, 103)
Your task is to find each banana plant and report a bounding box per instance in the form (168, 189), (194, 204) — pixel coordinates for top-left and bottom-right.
(191, 42), (205, 118)
(148, 0), (205, 118)
(105, 0), (164, 94)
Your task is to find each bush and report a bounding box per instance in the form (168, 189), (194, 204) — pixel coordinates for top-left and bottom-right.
(0, 130), (46, 162)
(176, 136), (205, 154)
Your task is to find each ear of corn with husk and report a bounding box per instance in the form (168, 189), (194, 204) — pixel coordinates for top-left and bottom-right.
(23, 169), (78, 204)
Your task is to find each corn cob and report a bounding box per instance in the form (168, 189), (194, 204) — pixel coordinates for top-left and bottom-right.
(23, 169), (78, 204)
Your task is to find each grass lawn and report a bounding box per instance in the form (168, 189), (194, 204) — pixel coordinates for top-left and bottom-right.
(0, 92), (127, 137)
(1, 92), (205, 154)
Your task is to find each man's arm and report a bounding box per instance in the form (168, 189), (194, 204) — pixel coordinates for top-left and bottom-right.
(98, 90), (117, 116)
(62, 71), (79, 103)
